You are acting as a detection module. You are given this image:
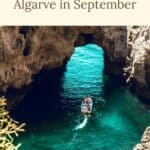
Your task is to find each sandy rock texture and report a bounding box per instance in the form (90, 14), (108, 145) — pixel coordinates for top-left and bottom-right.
(0, 26), (127, 92)
(0, 27), (73, 91)
(126, 26), (150, 103)
(133, 127), (150, 150)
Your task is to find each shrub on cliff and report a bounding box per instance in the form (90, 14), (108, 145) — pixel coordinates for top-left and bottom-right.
(0, 97), (25, 150)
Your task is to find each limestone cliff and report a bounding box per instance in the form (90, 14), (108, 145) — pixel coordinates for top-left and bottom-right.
(0, 26), (150, 105)
(133, 127), (150, 150)
(125, 26), (150, 103)
(0, 26), (126, 92)
(0, 27), (74, 91)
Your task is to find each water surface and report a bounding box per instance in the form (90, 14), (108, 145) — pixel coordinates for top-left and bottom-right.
(12, 44), (150, 150)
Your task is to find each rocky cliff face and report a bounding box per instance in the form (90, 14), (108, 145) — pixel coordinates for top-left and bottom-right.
(133, 127), (150, 150)
(0, 26), (149, 105)
(125, 26), (150, 103)
(0, 27), (74, 92)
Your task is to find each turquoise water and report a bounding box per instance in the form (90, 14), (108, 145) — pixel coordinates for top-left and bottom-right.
(13, 44), (150, 150)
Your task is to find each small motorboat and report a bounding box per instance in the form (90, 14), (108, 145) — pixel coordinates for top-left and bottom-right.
(81, 97), (93, 115)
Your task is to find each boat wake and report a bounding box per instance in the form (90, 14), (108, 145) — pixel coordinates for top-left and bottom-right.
(74, 115), (88, 130)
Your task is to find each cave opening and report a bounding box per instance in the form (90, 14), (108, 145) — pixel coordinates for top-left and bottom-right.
(11, 43), (105, 124)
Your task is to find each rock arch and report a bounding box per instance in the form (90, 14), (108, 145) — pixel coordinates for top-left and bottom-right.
(0, 26), (127, 93)
(1, 26), (150, 105)
(74, 27), (127, 77)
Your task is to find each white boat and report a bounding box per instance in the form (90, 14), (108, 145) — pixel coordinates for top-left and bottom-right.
(81, 97), (93, 114)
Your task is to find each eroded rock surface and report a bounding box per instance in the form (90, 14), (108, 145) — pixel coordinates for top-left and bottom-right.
(134, 127), (150, 150)
(0, 26), (150, 105)
(126, 26), (150, 103)
(0, 27), (74, 91)
(0, 26), (127, 92)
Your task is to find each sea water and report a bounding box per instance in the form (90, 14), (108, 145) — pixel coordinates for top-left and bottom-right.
(12, 44), (150, 150)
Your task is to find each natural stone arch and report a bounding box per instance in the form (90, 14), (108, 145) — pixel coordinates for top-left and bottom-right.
(0, 26), (150, 106)
(0, 26), (129, 107)
(73, 26), (127, 77)
(0, 26), (127, 92)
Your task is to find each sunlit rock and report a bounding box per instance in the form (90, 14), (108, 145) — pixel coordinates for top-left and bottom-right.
(134, 126), (150, 150)
(126, 26), (150, 103)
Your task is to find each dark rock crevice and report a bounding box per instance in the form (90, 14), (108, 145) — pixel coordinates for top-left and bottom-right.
(10, 65), (67, 122)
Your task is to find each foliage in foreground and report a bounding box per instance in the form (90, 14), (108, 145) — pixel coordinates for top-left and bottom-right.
(0, 97), (25, 150)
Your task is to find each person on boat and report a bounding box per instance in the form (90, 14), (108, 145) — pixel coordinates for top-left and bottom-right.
(82, 96), (92, 114)
(84, 97), (92, 105)
(84, 96), (92, 103)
